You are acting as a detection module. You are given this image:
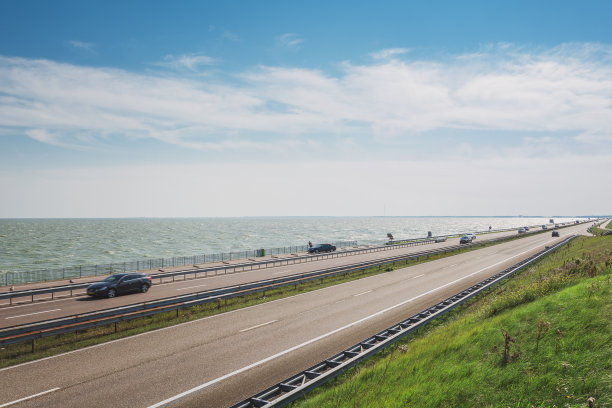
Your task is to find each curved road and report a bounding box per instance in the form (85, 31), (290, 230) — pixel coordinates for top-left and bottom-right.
(0, 222), (592, 408)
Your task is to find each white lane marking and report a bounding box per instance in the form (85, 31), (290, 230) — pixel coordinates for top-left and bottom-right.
(146, 241), (549, 408)
(176, 284), (208, 291)
(412, 274), (425, 279)
(239, 320), (277, 333)
(0, 279), (346, 373)
(447, 264), (457, 268)
(353, 290), (372, 297)
(5, 309), (61, 320)
(0, 388), (60, 407)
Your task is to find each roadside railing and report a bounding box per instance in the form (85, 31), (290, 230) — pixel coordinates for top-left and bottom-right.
(0, 241), (357, 286)
(0, 238), (437, 305)
(231, 235), (577, 408)
(0, 244), (467, 347)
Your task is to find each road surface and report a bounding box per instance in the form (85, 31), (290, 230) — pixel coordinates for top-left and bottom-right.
(0, 222), (592, 408)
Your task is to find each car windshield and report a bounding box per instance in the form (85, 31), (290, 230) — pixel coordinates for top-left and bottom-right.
(103, 275), (121, 283)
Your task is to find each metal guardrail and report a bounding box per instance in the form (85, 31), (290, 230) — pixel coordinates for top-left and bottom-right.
(231, 235), (577, 408)
(0, 244), (471, 347)
(0, 227), (582, 347)
(0, 241), (358, 286)
(3, 220), (591, 286)
(3, 222), (583, 305)
(0, 238), (441, 305)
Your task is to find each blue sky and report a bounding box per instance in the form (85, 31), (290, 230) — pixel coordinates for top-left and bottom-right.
(0, 1), (611, 217)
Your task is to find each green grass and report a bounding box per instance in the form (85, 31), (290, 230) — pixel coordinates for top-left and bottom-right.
(292, 236), (612, 408)
(590, 227), (609, 236)
(606, 220), (612, 230)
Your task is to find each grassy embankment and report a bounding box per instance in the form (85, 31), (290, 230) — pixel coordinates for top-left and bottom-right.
(590, 226), (609, 236)
(292, 235), (611, 408)
(0, 232), (539, 368)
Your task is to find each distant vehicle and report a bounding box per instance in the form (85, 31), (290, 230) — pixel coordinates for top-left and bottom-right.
(308, 243), (336, 253)
(524, 226), (530, 231)
(459, 235), (473, 244)
(552, 231), (560, 237)
(465, 233), (476, 240)
(541, 225), (548, 230)
(518, 228), (526, 234)
(554, 224), (560, 228)
(87, 273), (152, 298)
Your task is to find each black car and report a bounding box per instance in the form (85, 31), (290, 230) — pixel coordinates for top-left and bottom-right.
(552, 231), (560, 237)
(459, 235), (473, 244)
(87, 273), (152, 298)
(308, 243), (336, 253)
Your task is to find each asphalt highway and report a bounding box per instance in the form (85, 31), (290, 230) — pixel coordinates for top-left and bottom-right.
(0, 226), (565, 328)
(0, 228), (526, 327)
(0, 222), (592, 408)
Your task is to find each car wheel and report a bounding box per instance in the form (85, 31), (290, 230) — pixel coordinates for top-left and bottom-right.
(107, 288), (117, 298)
(141, 284), (150, 293)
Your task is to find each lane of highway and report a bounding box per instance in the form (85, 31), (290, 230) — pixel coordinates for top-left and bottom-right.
(0, 227), (535, 327)
(0, 223), (591, 408)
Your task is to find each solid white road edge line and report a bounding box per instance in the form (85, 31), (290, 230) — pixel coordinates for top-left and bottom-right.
(239, 320), (278, 333)
(147, 240), (549, 408)
(0, 272), (348, 373)
(0, 388), (60, 408)
(176, 284), (208, 291)
(5, 309), (62, 320)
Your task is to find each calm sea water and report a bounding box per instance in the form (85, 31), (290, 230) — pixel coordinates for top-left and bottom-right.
(0, 217), (582, 273)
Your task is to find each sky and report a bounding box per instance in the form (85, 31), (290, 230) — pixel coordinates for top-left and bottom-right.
(0, 0), (610, 218)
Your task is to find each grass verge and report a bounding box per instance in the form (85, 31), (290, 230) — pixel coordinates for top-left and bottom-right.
(590, 226), (608, 236)
(291, 235), (612, 408)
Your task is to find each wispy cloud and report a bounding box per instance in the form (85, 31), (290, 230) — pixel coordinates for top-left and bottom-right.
(277, 33), (303, 49)
(371, 48), (410, 60)
(67, 40), (95, 51)
(208, 25), (240, 42)
(155, 53), (219, 71)
(0, 43), (611, 156)
(221, 29), (240, 42)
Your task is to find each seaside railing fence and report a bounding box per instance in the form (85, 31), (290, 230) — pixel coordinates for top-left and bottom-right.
(1, 241), (358, 286)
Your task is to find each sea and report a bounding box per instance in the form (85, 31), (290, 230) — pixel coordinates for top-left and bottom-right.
(0, 216), (585, 273)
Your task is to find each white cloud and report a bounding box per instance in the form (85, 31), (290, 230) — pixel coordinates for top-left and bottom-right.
(156, 53), (219, 71)
(371, 48), (410, 60)
(575, 131), (612, 144)
(277, 33), (303, 49)
(0, 43), (611, 155)
(67, 40), (95, 51)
